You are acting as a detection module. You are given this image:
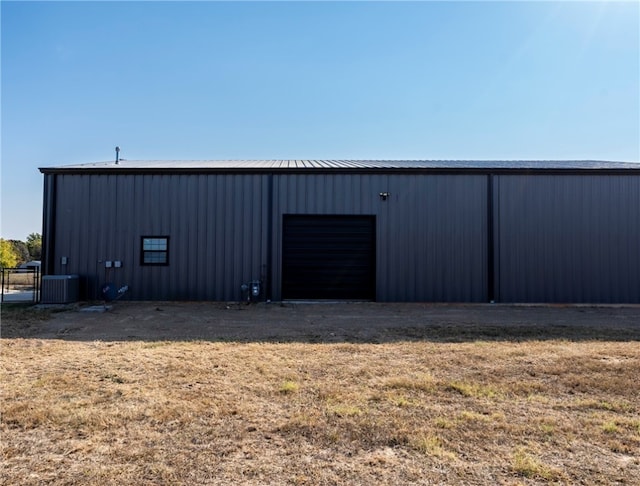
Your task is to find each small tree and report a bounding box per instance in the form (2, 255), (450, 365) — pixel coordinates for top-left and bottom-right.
(9, 240), (30, 264)
(26, 233), (42, 260)
(0, 239), (19, 268)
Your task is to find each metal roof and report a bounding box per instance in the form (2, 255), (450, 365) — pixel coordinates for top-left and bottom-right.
(40, 159), (640, 174)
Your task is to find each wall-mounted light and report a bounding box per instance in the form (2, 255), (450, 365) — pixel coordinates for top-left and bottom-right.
(379, 192), (390, 201)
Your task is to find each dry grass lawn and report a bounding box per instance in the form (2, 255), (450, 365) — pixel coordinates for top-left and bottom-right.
(1, 306), (639, 485)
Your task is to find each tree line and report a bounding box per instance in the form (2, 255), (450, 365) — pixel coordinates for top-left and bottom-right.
(0, 233), (42, 268)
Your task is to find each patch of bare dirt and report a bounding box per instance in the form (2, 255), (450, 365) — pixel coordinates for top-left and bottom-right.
(2, 302), (639, 342)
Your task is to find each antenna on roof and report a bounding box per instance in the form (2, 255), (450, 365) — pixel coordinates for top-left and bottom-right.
(115, 146), (120, 165)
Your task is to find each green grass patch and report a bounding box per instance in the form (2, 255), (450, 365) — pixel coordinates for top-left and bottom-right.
(446, 381), (500, 399)
(512, 448), (562, 480)
(602, 421), (619, 434)
(279, 380), (299, 394)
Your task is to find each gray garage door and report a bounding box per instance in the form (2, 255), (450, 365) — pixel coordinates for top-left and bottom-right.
(282, 215), (376, 300)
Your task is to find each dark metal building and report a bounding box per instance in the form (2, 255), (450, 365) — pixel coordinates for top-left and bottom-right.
(39, 160), (640, 303)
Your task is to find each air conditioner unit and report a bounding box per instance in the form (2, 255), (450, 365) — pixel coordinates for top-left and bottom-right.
(41, 275), (80, 304)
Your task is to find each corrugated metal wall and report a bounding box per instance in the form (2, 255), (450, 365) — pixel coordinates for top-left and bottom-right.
(496, 175), (640, 303)
(52, 174), (269, 300)
(383, 175), (487, 302)
(270, 174), (487, 302)
(47, 171), (639, 303)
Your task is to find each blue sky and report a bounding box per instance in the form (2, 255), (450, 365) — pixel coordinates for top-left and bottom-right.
(2, 1), (639, 240)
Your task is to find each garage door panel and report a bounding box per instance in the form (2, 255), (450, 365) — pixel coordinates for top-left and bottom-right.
(282, 215), (376, 300)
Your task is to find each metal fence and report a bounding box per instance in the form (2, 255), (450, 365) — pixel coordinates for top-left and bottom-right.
(1, 267), (41, 303)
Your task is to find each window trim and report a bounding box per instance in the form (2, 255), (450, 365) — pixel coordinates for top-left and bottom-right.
(140, 236), (170, 266)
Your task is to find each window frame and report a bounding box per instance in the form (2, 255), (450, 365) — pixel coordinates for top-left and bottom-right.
(140, 236), (170, 266)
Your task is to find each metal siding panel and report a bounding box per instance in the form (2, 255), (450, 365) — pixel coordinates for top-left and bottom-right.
(223, 176), (234, 300)
(106, 175), (117, 266)
(632, 177), (640, 301)
(381, 175), (487, 302)
(497, 175), (640, 303)
(177, 176), (189, 299)
(160, 173), (262, 302)
(236, 176), (249, 296)
(137, 175), (154, 299)
(246, 177), (256, 285)
(57, 175), (70, 275)
(92, 176), (106, 288)
(103, 175), (117, 296)
(65, 176), (80, 277)
(108, 175), (132, 301)
(53, 175), (119, 299)
(262, 176), (272, 298)
(128, 176), (141, 298)
(214, 176), (226, 299)
(232, 175), (244, 299)
(198, 174), (265, 301)
(256, 175), (269, 287)
(270, 173), (486, 302)
(271, 177), (283, 301)
(186, 176), (200, 298)
(51, 175), (65, 276)
(205, 176), (217, 299)
(334, 176), (345, 212)
(492, 176), (500, 301)
(326, 176), (336, 213)
(195, 176), (206, 299)
(374, 174), (390, 301)
(90, 175), (106, 298)
(240, 177), (251, 287)
(47, 173), (268, 301)
(41, 174), (55, 276)
(77, 176), (89, 293)
(214, 175), (227, 300)
(141, 176), (159, 299)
